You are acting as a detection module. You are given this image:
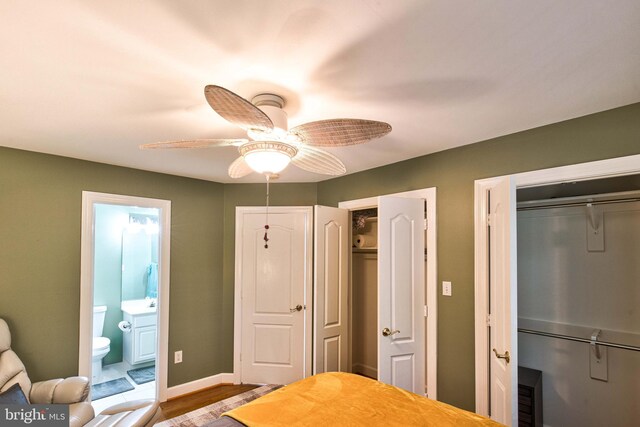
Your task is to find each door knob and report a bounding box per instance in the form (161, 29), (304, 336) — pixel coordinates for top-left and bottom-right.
(382, 327), (400, 337)
(290, 304), (303, 312)
(492, 348), (510, 364)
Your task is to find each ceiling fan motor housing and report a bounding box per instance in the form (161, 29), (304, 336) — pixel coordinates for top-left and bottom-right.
(252, 94), (288, 132)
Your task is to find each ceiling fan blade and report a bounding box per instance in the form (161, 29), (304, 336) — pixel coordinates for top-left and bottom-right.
(228, 156), (254, 179)
(289, 119), (391, 147)
(291, 145), (346, 176)
(139, 139), (247, 149)
(204, 85), (274, 132)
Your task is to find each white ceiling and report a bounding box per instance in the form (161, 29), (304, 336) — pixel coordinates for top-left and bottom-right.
(1, 0), (639, 183)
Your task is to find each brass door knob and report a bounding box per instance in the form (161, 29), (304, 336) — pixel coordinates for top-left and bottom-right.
(382, 327), (401, 337)
(290, 304), (303, 312)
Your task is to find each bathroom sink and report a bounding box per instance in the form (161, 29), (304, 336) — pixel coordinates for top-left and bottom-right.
(121, 299), (157, 315)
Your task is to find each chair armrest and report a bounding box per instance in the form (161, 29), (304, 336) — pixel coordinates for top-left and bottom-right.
(30, 376), (90, 404)
(85, 399), (160, 427)
(68, 402), (95, 427)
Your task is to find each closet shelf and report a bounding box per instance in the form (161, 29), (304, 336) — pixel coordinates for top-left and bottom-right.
(518, 318), (640, 353)
(352, 248), (377, 253)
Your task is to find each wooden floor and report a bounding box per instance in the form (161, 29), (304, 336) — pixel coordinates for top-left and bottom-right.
(156, 384), (259, 422)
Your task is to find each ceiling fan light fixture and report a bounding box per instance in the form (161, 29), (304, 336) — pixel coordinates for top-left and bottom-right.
(144, 85), (392, 179)
(240, 141), (298, 174)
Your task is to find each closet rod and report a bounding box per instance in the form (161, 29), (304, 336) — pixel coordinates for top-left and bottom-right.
(517, 197), (640, 211)
(518, 328), (640, 352)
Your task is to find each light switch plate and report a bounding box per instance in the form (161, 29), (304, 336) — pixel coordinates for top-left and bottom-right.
(443, 281), (452, 296)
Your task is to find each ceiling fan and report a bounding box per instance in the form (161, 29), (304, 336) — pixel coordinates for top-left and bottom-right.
(140, 85), (392, 178)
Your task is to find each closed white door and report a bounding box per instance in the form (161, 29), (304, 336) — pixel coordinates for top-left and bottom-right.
(237, 208), (312, 385)
(377, 196), (425, 394)
(488, 178), (518, 425)
(313, 205), (349, 374)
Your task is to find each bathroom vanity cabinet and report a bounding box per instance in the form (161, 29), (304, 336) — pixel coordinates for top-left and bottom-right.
(121, 301), (157, 365)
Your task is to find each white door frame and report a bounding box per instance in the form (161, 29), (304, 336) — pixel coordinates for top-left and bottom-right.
(233, 206), (313, 384)
(474, 154), (640, 420)
(339, 187), (438, 399)
(79, 191), (171, 402)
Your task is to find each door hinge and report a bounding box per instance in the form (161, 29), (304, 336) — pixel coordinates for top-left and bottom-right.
(486, 214), (491, 227)
(424, 218), (428, 230)
(486, 314), (492, 327)
(424, 305), (428, 317)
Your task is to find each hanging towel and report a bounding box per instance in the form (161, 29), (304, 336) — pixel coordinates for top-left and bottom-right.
(146, 262), (158, 298)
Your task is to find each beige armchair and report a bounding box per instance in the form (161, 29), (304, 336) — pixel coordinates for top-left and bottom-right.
(0, 318), (159, 427)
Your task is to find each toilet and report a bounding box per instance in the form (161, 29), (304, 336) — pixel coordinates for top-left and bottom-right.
(92, 305), (111, 383)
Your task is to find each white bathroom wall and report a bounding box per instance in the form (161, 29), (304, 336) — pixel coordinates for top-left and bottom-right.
(517, 201), (640, 426)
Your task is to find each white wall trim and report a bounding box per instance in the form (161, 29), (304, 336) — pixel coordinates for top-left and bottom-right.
(233, 206), (314, 384)
(474, 153), (640, 417)
(80, 191), (171, 402)
(339, 187), (438, 399)
(473, 178), (500, 416)
(166, 373), (235, 400)
(513, 154), (640, 188)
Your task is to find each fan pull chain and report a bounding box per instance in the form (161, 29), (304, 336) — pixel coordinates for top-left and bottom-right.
(264, 175), (270, 249)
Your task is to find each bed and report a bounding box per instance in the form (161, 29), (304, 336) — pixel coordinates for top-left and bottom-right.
(204, 372), (503, 426)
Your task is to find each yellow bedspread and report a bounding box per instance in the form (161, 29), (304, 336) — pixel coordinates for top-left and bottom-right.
(223, 372), (504, 426)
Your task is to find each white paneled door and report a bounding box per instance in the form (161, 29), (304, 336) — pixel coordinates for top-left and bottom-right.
(237, 207), (312, 385)
(488, 178), (518, 425)
(313, 205), (349, 374)
(378, 196), (425, 394)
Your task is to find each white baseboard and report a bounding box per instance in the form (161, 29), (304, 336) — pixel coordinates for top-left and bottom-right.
(352, 363), (377, 379)
(166, 373), (235, 400)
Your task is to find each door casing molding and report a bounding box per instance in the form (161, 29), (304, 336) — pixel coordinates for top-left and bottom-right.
(474, 154), (640, 418)
(339, 187), (437, 399)
(79, 191), (171, 402)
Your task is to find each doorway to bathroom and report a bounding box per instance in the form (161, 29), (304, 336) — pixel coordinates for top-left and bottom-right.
(78, 192), (171, 414)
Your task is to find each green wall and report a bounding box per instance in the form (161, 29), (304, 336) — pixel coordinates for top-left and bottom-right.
(1, 102), (638, 409)
(0, 147), (225, 387)
(316, 102), (640, 410)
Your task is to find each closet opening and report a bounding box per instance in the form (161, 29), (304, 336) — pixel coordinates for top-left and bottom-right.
(348, 206), (430, 384)
(338, 187), (437, 398)
(516, 173), (640, 426)
(350, 208), (379, 379)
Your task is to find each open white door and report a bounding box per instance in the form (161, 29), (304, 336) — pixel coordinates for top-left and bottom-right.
(377, 196), (425, 394)
(313, 205), (349, 374)
(237, 207), (312, 385)
(488, 178), (518, 425)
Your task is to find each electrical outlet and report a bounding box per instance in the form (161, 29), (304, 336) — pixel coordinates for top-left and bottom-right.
(443, 281), (452, 297)
(174, 350), (183, 364)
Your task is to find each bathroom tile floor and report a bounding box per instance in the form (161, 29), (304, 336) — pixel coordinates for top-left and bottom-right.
(91, 362), (156, 415)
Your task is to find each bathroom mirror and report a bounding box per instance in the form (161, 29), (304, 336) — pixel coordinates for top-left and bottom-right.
(121, 214), (159, 301)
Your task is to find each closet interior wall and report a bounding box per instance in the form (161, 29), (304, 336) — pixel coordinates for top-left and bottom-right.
(351, 209), (378, 379)
(517, 181), (640, 427)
